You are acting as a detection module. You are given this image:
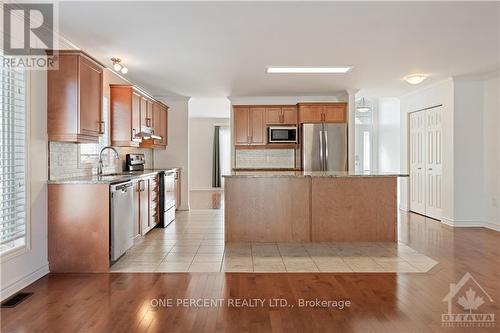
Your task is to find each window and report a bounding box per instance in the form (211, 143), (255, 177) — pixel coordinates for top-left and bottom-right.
(0, 58), (28, 256)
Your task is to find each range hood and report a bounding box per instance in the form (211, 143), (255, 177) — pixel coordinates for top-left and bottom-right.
(134, 127), (162, 141)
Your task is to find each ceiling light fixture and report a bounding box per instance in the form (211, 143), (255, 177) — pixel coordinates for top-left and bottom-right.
(404, 74), (428, 85)
(267, 66), (352, 74)
(356, 97), (371, 113)
(111, 58), (128, 75)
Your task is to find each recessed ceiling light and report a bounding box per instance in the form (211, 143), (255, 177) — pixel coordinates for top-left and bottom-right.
(267, 66), (352, 74)
(404, 74), (428, 85)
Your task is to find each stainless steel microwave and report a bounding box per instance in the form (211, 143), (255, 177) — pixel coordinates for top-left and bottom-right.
(268, 126), (298, 143)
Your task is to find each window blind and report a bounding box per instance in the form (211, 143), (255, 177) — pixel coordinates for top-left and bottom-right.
(0, 55), (27, 255)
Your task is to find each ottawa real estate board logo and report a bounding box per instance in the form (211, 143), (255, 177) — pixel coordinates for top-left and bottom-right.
(2, 2), (58, 69)
(442, 272), (495, 328)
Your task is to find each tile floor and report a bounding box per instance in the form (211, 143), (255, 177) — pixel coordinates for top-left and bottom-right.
(110, 209), (438, 273)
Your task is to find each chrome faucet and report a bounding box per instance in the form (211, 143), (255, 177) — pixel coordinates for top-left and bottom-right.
(97, 146), (120, 175)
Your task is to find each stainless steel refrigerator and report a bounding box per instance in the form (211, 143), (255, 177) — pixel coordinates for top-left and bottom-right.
(302, 123), (348, 171)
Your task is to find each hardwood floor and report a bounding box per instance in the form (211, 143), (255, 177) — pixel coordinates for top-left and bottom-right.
(2, 212), (500, 333)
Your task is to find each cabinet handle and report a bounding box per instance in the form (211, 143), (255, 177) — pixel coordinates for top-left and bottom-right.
(132, 128), (137, 139)
(98, 121), (105, 134)
(146, 118), (151, 127)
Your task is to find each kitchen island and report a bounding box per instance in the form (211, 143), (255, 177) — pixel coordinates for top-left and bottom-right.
(223, 171), (408, 243)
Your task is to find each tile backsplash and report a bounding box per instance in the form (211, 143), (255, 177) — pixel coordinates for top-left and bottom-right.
(235, 149), (295, 169)
(49, 142), (153, 180)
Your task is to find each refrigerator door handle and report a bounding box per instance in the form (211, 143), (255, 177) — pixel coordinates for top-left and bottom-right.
(324, 130), (328, 170)
(319, 130), (323, 171)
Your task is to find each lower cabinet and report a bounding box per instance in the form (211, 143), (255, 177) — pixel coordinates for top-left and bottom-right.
(135, 175), (159, 236)
(137, 178), (150, 236)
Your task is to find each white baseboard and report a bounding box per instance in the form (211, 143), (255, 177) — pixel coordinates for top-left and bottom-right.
(1, 263), (49, 301)
(440, 217), (500, 232)
(399, 205), (409, 212)
(190, 188), (224, 192)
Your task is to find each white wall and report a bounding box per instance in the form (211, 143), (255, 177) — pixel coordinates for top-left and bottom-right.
(378, 98), (401, 172)
(482, 76), (500, 230)
(189, 117), (230, 190)
(400, 79), (454, 215)
(400, 75), (500, 231)
(189, 97), (230, 118)
(154, 97), (190, 210)
(1, 70), (49, 300)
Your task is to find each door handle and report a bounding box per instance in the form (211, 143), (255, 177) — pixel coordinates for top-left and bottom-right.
(319, 131), (323, 171)
(98, 121), (105, 134)
(324, 130), (328, 170)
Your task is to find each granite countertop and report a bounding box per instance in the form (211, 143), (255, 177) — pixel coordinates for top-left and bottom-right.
(48, 168), (181, 185)
(224, 170), (409, 178)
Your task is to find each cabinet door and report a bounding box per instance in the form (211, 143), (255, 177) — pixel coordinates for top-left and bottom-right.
(79, 57), (103, 136)
(139, 179), (150, 236)
(249, 107), (266, 145)
(323, 104), (346, 123)
(131, 92), (141, 140)
(152, 102), (162, 144)
(149, 176), (158, 226)
(282, 107), (298, 124)
(160, 106), (168, 146)
(147, 100), (154, 123)
(299, 105), (323, 123)
(133, 181), (141, 238)
(233, 107), (250, 145)
(140, 97), (148, 130)
(266, 107), (282, 124)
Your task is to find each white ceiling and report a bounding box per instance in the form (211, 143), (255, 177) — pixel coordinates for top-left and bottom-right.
(58, 1), (499, 99)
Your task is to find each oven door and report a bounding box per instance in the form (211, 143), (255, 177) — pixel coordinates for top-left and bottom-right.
(268, 127), (297, 143)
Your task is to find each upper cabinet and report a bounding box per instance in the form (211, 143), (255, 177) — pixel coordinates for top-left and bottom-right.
(265, 106), (297, 125)
(233, 106), (266, 146)
(298, 103), (347, 123)
(110, 84), (168, 149)
(47, 50), (104, 143)
(110, 85), (140, 147)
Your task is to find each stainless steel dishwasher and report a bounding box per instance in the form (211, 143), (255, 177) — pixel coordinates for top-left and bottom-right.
(110, 181), (134, 261)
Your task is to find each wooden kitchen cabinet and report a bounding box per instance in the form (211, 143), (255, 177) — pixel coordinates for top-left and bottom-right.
(47, 50), (104, 143)
(233, 106), (266, 145)
(323, 104), (347, 123)
(140, 97), (151, 130)
(110, 85), (140, 147)
(132, 92), (141, 139)
(110, 85), (168, 149)
(298, 103), (347, 123)
(298, 104), (324, 123)
(282, 106), (298, 124)
(233, 107), (250, 145)
(140, 101), (169, 149)
(150, 175), (159, 227)
(160, 104), (168, 146)
(138, 178), (151, 236)
(265, 106), (297, 125)
(249, 107), (266, 145)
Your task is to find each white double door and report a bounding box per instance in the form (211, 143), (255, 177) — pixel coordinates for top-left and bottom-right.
(409, 107), (442, 220)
